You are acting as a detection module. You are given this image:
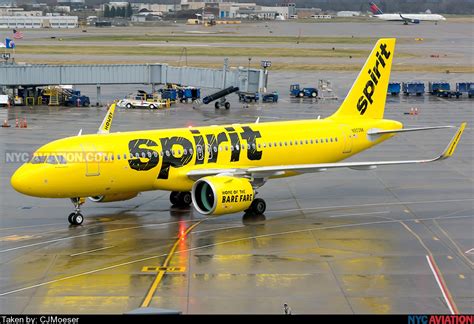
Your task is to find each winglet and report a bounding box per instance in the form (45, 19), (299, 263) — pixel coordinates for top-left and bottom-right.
(439, 122), (466, 160)
(98, 103), (116, 134)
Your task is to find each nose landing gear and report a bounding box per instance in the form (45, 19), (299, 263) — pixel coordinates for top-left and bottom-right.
(69, 197), (85, 225)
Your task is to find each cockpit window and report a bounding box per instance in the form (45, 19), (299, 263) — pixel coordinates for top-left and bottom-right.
(57, 155), (67, 164)
(30, 155), (46, 164)
(46, 155), (58, 164)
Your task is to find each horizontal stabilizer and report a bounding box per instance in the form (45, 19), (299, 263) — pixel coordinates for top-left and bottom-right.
(368, 125), (454, 136)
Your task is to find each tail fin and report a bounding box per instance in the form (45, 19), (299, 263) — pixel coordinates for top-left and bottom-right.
(330, 38), (395, 120)
(369, 2), (383, 15)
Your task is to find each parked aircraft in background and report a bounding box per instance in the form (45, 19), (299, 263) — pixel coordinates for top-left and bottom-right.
(369, 2), (446, 24)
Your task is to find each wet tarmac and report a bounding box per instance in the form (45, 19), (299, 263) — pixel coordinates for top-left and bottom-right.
(0, 70), (472, 313)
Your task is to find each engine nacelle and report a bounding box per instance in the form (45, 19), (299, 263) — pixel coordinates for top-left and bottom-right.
(89, 192), (138, 203)
(192, 176), (254, 215)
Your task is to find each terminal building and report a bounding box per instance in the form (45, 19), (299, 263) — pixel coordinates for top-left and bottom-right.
(0, 15), (78, 28)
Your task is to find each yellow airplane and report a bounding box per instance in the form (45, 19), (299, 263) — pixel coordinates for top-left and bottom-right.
(11, 38), (466, 225)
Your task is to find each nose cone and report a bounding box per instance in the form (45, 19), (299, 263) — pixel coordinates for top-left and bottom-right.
(11, 165), (34, 196)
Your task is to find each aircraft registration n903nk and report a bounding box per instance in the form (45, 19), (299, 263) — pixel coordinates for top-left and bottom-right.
(11, 38), (466, 225)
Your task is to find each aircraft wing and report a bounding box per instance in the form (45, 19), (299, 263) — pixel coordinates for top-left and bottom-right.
(187, 122), (466, 180)
(98, 103), (116, 134)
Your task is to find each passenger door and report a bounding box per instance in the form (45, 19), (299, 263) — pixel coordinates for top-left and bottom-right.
(339, 125), (353, 154)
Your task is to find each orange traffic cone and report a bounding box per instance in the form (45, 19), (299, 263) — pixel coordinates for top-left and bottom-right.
(22, 118), (27, 128)
(414, 107), (418, 115)
(2, 119), (10, 127)
(15, 118), (19, 127)
(409, 108), (414, 115)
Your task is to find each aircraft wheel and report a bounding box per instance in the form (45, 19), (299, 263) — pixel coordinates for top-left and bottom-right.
(298, 92), (304, 98)
(126, 103), (133, 109)
(178, 192), (192, 206)
(170, 191), (180, 205)
(249, 198), (266, 215)
(224, 102), (231, 109)
(311, 91), (317, 97)
(69, 212), (84, 226)
(68, 212), (75, 224)
(215, 102), (220, 109)
(149, 104), (156, 109)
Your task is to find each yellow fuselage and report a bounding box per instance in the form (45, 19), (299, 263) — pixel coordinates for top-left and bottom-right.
(11, 117), (402, 198)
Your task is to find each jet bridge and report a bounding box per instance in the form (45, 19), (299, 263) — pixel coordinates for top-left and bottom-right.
(0, 62), (264, 105)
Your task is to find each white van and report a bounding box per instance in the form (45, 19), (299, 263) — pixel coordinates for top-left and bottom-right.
(0, 95), (10, 107)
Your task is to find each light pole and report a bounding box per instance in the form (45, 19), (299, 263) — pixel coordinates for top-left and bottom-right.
(247, 57), (252, 92)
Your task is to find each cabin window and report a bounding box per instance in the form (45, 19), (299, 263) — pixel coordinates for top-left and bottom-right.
(268, 143), (272, 148)
(330, 138), (333, 142)
(104, 155), (108, 161)
(310, 139), (313, 144)
(46, 155), (58, 164)
(165, 150), (170, 157)
(117, 154), (120, 160)
(258, 144), (261, 149)
(30, 155), (46, 164)
(263, 143), (266, 148)
(141, 152), (146, 158)
(225, 146), (229, 151)
(189, 148), (193, 155)
(294, 141), (298, 146)
(219, 146), (222, 152)
(110, 154), (114, 161)
(289, 141), (292, 145)
(213, 146), (218, 153)
(153, 152), (158, 158)
(252, 143), (256, 150)
(135, 153), (140, 158)
(305, 140), (309, 144)
(284, 142), (287, 146)
(241, 145), (245, 151)
(335, 138), (338, 142)
(326, 138), (329, 143)
(300, 140), (304, 145)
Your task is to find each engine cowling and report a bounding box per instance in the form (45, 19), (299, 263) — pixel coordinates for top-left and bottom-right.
(89, 192), (138, 203)
(192, 176), (254, 215)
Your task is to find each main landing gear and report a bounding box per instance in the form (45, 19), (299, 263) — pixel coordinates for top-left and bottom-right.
(245, 198), (266, 215)
(170, 191), (192, 208)
(68, 197), (85, 225)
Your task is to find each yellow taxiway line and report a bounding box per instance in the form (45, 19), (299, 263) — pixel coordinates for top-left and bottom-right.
(141, 221), (203, 308)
